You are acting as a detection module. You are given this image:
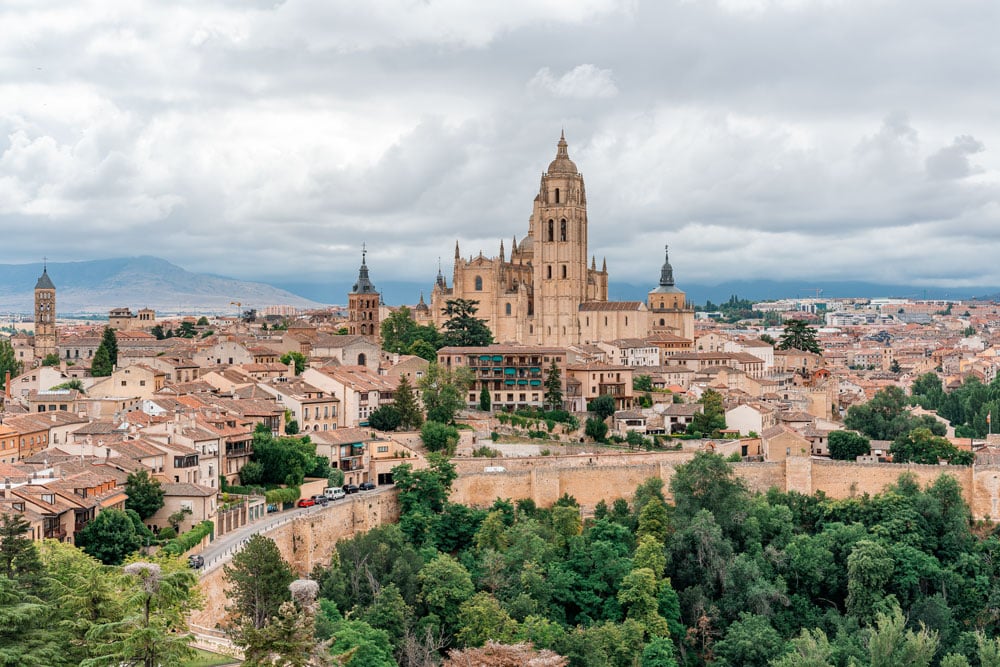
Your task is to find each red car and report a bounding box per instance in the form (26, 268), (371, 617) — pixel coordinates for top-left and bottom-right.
(296, 498), (315, 508)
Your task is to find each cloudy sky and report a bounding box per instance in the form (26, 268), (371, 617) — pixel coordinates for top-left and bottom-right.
(3, 0), (1000, 300)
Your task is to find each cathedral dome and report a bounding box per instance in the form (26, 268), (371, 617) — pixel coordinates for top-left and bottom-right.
(547, 131), (578, 175)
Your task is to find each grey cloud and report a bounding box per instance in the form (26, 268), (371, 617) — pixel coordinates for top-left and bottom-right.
(926, 135), (985, 180)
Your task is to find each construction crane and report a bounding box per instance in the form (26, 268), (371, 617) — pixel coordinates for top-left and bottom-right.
(800, 288), (823, 298)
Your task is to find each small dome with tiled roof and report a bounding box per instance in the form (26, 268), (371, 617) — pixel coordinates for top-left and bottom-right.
(546, 131), (578, 174)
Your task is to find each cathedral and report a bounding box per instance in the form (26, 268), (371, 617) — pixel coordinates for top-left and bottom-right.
(414, 133), (694, 346)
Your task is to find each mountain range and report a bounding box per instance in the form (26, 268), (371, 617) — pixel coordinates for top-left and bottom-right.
(0, 257), (322, 314)
(1, 256), (996, 316)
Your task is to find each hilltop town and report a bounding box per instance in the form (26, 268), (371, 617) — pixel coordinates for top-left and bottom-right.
(5, 135), (1000, 665)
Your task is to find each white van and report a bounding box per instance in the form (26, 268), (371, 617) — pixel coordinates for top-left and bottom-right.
(324, 487), (346, 500)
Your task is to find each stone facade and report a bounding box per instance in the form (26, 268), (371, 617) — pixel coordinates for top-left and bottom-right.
(33, 267), (56, 360)
(417, 134), (693, 346)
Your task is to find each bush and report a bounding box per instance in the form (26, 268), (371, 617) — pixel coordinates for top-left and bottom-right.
(421, 421), (460, 455)
(490, 431), (500, 441)
(585, 417), (608, 442)
(265, 486), (301, 506)
(162, 520), (214, 556)
(471, 446), (502, 458)
(528, 430), (549, 440)
(157, 526), (177, 540)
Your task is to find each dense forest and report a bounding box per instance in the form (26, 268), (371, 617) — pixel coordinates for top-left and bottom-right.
(228, 452), (1000, 666)
(7, 451), (1000, 666)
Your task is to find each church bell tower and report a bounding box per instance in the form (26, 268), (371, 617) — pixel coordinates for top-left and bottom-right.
(347, 245), (380, 341)
(34, 263), (57, 360)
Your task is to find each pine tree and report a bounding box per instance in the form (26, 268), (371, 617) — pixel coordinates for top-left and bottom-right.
(394, 374), (424, 431)
(224, 534), (295, 631)
(544, 359), (563, 411)
(479, 386), (492, 412)
(91, 327), (118, 377)
(0, 513), (45, 595)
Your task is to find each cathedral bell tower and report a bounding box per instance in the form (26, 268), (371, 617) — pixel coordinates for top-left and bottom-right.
(347, 245), (380, 341)
(34, 263), (57, 360)
(530, 131), (589, 346)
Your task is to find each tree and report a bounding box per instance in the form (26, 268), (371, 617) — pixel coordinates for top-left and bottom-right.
(224, 534), (295, 631)
(150, 324), (165, 340)
(690, 388), (726, 435)
(381, 306), (418, 353)
(866, 603), (938, 667)
(634, 375), (653, 392)
(124, 470), (165, 521)
(196, 316), (209, 326)
(585, 417), (608, 442)
(75, 509), (142, 565)
(421, 420), (460, 455)
(759, 333), (775, 345)
(889, 359), (902, 373)
(369, 405), (402, 432)
(280, 351), (307, 375)
(441, 299), (494, 347)
(91, 326), (119, 377)
(845, 386), (946, 441)
(827, 430), (871, 461)
(419, 363), (473, 424)
(51, 379), (85, 392)
(41, 353), (60, 366)
(479, 386), (492, 412)
(641, 637), (678, 667)
(445, 641), (568, 667)
(0, 338), (23, 389)
(542, 359), (564, 410)
(82, 560), (199, 667)
(418, 553), (475, 637)
(249, 431), (320, 486)
(456, 592), (519, 647)
(408, 339), (439, 362)
(669, 452), (747, 534)
(778, 319), (821, 354)
(713, 612), (786, 667)
(846, 539), (893, 624)
(0, 513), (45, 594)
(394, 374), (424, 430)
(588, 395), (616, 420)
(0, 574), (65, 666)
(892, 427), (974, 465)
(177, 321), (197, 338)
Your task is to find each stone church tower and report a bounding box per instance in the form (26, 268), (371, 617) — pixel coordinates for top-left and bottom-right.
(347, 246), (380, 341)
(33, 265), (57, 360)
(648, 245), (694, 340)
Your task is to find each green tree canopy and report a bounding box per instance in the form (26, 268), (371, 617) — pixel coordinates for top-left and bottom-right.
(419, 363), (473, 424)
(588, 394), (616, 420)
(124, 470), (165, 521)
(827, 430), (871, 461)
(892, 427), (974, 465)
(0, 338), (23, 389)
(74, 509), (142, 565)
(778, 319), (821, 354)
(224, 534), (295, 631)
(369, 404), (402, 432)
(280, 351), (307, 375)
(91, 326), (119, 377)
(544, 359), (564, 411)
(441, 299), (494, 347)
(393, 374), (424, 430)
(420, 420), (460, 455)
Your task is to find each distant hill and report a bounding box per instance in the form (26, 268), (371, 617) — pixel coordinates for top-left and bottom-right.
(0, 257), (323, 314)
(328, 278), (1000, 310)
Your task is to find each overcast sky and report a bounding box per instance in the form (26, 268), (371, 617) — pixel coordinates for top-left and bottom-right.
(3, 0), (1000, 298)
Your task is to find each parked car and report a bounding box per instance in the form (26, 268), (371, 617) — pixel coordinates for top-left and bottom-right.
(297, 498), (316, 508)
(187, 554), (204, 569)
(266, 503), (279, 513)
(342, 484), (360, 494)
(324, 487), (346, 500)
(310, 494), (329, 506)
(359, 481), (376, 491)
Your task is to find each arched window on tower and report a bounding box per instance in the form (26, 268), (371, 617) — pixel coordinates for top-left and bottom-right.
(358, 353), (367, 366)
(547, 266), (552, 279)
(555, 187), (560, 203)
(561, 265), (567, 279)
(475, 275), (483, 291)
(548, 220), (554, 242)
(505, 303), (512, 315)
(560, 219), (567, 241)
(659, 318), (665, 326)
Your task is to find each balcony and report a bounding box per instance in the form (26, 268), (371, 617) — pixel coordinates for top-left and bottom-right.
(339, 458), (364, 472)
(45, 526), (67, 540)
(226, 443), (253, 457)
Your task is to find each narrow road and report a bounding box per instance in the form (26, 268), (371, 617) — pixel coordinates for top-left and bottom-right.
(196, 486), (394, 576)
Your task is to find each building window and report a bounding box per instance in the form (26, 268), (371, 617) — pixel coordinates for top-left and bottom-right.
(475, 275), (483, 291)
(505, 303), (512, 315)
(561, 265), (567, 279)
(547, 219), (554, 242)
(377, 445), (388, 453)
(560, 219), (567, 241)
(555, 187), (560, 203)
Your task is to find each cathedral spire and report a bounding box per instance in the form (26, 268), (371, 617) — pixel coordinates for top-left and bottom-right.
(454, 240), (460, 260)
(436, 257), (446, 289)
(591, 256), (596, 270)
(601, 257), (607, 273)
(659, 244), (675, 287)
(351, 244), (376, 294)
(499, 239), (505, 261)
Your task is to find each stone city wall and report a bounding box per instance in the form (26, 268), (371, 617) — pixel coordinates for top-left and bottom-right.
(193, 452), (1000, 631)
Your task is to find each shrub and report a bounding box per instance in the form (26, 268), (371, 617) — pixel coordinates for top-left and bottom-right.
(157, 526), (177, 540)
(162, 520), (214, 556)
(528, 430), (549, 440)
(265, 486), (301, 506)
(585, 417), (608, 442)
(471, 446), (502, 458)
